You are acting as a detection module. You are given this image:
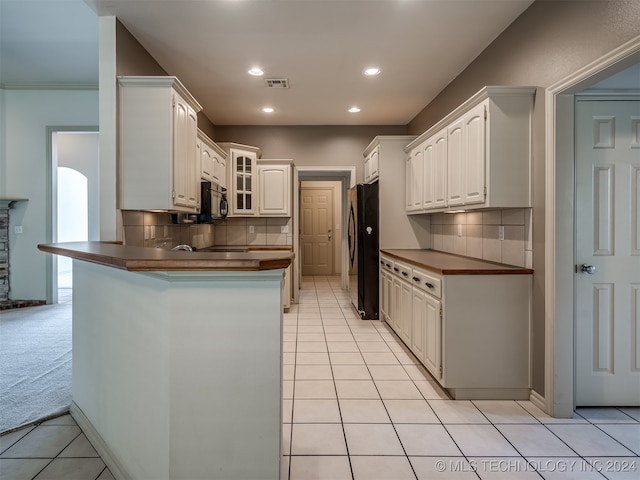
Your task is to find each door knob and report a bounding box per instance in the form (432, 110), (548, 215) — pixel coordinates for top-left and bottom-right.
(580, 264), (596, 274)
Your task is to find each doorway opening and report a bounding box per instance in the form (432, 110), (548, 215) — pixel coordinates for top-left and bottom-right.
(545, 38), (640, 417)
(296, 167), (355, 291)
(48, 128), (99, 304)
(57, 167), (88, 291)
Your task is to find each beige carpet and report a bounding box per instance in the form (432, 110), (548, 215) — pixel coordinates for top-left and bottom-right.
(0, 292), (72, 433)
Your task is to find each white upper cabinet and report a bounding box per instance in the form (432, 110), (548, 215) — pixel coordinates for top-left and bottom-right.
(198, 130), (227, 188)
(462, 102), (487, 206)
(405, 145), (423, 212)
(119, 76), (202, 212)
(257, 160), (293, 217)
(405, 86), (535, 214)
(364, 145), (380, 183)
(212, 145), (227, 190)
(198, 130), (214, 183)
(218, 143), (262, 217)
(432, 129), (448, 209)
(446, 118), (464, 207)
(421, 140), (435, 210)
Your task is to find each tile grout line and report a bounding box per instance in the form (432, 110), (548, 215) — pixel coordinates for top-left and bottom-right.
(323, 277), (356, 480)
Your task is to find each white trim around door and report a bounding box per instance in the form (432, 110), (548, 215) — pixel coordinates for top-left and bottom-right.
(296, 166), (356, 290)
(545, 34), (640, 417)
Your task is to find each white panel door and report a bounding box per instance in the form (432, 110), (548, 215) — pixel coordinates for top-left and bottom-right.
(172, 93), (190, 208)
(395, 278), (412, 345)
(423, 293), (442, 381)
(575, 99), (640, 406)
(433, 129), (448, 209)
(447, 119), (464, 206)
(411, 288), (427, 363)
(462, 101), (486, 205)
(301, 187), (334, 275)
(422, 140), (435, 209)
(406, 146), (423, 212)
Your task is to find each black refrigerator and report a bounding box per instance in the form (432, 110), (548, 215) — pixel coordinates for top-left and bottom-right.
(348, 182), (379, 320)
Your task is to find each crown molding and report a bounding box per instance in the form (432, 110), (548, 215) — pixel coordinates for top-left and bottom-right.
(0, 83), (98, 91)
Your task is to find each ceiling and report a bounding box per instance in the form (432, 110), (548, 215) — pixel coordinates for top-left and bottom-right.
(0, 0), (541, 126)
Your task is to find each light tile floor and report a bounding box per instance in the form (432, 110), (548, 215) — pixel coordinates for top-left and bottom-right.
(282, 276), (640, 480)
(1, 278), (639, 480)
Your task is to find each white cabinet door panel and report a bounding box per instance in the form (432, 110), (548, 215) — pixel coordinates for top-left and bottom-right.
(463, 102), (486, 205)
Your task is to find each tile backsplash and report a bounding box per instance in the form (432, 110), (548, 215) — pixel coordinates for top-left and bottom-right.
(122, 211), (215, 249)
(430, 208), (532, 268)
(215, 217), (293, 246)
(122, 211), (293, 249)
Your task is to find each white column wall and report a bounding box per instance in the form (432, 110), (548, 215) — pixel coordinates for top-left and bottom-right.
(1, 89), (98, 301)
(72, 260), (283, 480)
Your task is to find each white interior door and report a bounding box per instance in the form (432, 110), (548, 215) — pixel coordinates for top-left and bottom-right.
(301, 187), (334, 276)
(575, 98), (640, 406)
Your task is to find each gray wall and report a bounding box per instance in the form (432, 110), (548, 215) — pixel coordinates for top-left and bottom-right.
(215, 125), (407, 183)
(115, 20), (216, 139)
(407, 0), (640, 396)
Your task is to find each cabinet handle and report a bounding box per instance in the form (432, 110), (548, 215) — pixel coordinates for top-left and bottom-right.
(425, 282), (434, 289)
(386, 263), (391, 268)
(380, 260), (384, 265)
(393, 267), (399, 272)
(401, 271), (408, 277)
(412, 277), (420, 282)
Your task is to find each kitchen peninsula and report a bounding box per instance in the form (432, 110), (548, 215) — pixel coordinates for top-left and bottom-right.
(38, 242), (293, 480)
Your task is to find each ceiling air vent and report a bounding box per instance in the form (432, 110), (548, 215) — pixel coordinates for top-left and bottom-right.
(265, 78), (289, 89)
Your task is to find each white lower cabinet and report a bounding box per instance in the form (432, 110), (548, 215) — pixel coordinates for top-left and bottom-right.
(283, 264), (291, 311)
(411, 287), (442, 381)
(392, 262), (413, 345)
(379, 256), (394, 324)
(380, 251), (531, 399)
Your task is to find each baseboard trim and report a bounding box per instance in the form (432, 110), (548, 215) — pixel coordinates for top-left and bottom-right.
(529, 389), (546, 413)
(70, 402), (131, 480)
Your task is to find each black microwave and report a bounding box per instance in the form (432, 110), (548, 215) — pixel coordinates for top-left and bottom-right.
(171, 181), (228, 224)
(199, 181), (228, 223)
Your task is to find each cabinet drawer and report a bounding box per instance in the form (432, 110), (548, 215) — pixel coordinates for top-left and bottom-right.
(380, 255), (394, 273)
(393, 260), (412, 282)
(411, 267), (442, 298)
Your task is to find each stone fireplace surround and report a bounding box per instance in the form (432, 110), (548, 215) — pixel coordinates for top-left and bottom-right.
(0, 199), (45, 310)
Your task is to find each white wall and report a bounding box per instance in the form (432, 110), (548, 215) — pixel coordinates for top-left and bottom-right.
(0, 89), (99, 301)
(56, 132), (100, 242)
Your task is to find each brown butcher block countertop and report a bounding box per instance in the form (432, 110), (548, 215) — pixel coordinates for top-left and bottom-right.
(38, 242), (293, 272)
(381, 249), (533, 275)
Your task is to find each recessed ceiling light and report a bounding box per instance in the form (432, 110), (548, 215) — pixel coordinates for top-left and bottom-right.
(248, 67), (264, 76)
(261, 106), (275, 113)
(364, 67), (381, 76)
(348, 106), (360, 113)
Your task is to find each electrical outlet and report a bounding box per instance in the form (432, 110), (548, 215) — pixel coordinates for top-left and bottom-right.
(281, 225), (289, 234)
(499, 225), (505, 241)
(14, 226), (23, 234)
(249, 225), (255, 234)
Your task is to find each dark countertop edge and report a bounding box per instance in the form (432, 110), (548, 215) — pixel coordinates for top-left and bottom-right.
(381, 249), (533, 275)
(200, 245), (292, 252)
(38, 242), (293, 272)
